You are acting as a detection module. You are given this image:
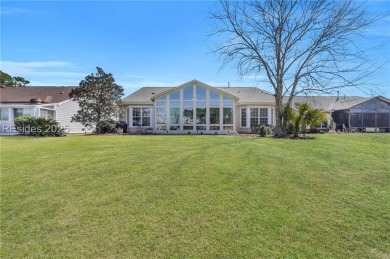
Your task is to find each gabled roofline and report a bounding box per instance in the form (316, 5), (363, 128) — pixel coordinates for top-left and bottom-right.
(150, 79), (239, 101)
(348, 95), (390, 109)
(376, 95), (390, 103)
(332, 95), (390, 111)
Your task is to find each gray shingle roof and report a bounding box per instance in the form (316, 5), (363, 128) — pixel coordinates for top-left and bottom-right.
(121, 83), (381, 112)
(289, 96), (369, 111)
(121, 87), (173, 104)
(121, 86), (275, 105)
(219, 87), (275, 104)
(0, 86), (76, 104)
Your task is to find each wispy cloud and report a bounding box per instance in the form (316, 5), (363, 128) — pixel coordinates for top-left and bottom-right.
(1, 6), (50, 16)
(0, 61), (84, 78)
(364, 27), (390, 37)
(1, 7), (30, 15)
(2, 61), (71, 68)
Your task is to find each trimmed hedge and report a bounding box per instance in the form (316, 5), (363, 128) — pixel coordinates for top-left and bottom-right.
(96, 120), (117, 134)
(14, 116), (65, 137)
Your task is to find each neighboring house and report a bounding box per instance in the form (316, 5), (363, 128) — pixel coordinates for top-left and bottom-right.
(289, 95), (390, 132)
(330, 96), (390, 132)
(121, 79), (390, 134)
(0, 86), (87, 135)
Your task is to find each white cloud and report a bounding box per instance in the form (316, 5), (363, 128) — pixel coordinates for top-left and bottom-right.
(1, 7), (30, 15)
(0, 60), (84, 78)
(1, 7), (51, 16)
(1, 60), (71, 69)
(364, 27), (390, 37)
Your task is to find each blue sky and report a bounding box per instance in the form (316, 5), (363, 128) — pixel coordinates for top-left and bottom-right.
(1, 1), (389, 97)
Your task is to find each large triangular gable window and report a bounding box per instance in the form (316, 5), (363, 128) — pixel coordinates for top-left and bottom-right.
(152, 80), (237, 133)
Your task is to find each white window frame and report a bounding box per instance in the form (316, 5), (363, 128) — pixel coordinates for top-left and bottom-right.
(248, 107), (271, 127)
(131, 107), (151, 127)
(0, 108), (10, 121)
(240, 108), (248, 128)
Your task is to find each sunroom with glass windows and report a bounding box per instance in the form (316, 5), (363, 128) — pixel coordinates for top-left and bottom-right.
(152, 81), (237, 134)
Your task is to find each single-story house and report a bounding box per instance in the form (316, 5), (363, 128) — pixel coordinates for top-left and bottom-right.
(121, 79), (390, 134)
(0, 86), (87, 134)
(121, 79), (276, 134)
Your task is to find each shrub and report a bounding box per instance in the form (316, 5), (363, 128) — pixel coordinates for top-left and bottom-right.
(252, 124), (273, 136)
(259, 124), (273, 137)
(259, 125), (267, 137)
(14, 116), (65, 137)
(96, 120), (117, 134)
(251, 124), (260, 133)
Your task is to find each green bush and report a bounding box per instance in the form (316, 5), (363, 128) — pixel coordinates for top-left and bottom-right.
(14, 116), (65, 137)
(96, 120), (116, 134)
(259, 124), (273, 137)
(252, 124), (273, 136)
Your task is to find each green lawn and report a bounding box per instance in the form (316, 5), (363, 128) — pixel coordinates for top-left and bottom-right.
(1, 134), (389, 258)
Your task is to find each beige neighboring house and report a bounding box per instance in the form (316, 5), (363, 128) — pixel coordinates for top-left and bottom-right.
(121, 79), (390, 134)
(0, 86), (87, 135)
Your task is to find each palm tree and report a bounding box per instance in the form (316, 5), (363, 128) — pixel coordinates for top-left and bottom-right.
(306, 108), (327, 133)
(288, 104), (326, 138)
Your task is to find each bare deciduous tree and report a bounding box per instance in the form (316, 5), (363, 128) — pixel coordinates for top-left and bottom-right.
(209, 0), (380, 137)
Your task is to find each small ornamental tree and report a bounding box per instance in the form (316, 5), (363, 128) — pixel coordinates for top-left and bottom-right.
(69, 67), (124, 131)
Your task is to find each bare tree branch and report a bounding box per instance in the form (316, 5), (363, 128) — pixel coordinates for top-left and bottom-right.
(208, 0), (386, 136)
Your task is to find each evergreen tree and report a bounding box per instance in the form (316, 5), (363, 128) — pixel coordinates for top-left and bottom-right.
(0, 71), (14, 87)
(69, 67), (124, 129)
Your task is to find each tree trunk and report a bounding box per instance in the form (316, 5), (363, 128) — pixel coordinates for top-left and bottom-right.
(274, 89), (287, 138)
(293, 122), (300, 138)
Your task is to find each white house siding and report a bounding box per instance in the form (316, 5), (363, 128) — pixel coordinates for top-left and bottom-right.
(55, 100), (87, 133)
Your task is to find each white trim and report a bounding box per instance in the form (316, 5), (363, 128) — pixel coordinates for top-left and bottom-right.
(245, 106), (273, 127)
(240, 107), (247, 128)
(56, 99), (72, 106)
(130, 107), (151, 127)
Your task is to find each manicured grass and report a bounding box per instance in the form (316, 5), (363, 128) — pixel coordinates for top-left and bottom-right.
(1, 134), (389, 258)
